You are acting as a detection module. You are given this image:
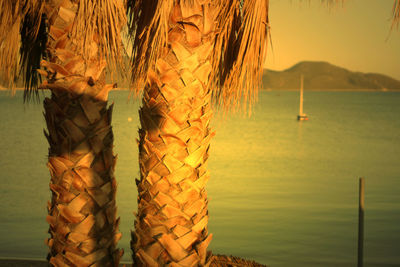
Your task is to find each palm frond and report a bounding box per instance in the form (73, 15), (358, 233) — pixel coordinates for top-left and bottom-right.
(69, 0), (127, 74)
(0, 0), (46, 99)
(294, 0), (345, 7)
(127, 0), (174, 93)
(320, 0), (345, 8)
(20, 0), (47, 102)
(392, 0), (400, 30)
(291, 0), (345, 11)
(209, 0), (241, 106)
(210, 0), (269, 112)
(0, 0), (23, 90)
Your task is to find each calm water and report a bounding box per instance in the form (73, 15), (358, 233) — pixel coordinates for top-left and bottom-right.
(0, 90), (399, 266)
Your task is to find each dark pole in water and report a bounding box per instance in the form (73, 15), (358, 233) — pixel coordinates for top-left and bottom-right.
(358, 177), (365, 267)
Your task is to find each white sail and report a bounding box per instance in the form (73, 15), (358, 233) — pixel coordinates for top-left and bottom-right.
(297, 74), (308, 121)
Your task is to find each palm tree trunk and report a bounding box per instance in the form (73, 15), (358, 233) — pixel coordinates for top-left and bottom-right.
(132, 1), (217, 266)
(41, 1), (122, 266)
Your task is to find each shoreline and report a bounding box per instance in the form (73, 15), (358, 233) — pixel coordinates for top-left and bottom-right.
(0, 258), (47, 267)
(262, 88), (400, 92)
(0, 255), (267, 267)
(0, 258), (131, 266)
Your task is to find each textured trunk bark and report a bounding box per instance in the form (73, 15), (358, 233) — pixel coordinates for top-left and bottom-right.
(132, 1), (217, 266)
(41, 1), (122, 266)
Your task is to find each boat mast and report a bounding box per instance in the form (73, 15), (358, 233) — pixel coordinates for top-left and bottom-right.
(299, 74), (304, 116)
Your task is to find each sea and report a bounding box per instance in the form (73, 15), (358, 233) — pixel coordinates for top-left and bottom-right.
(0, 90), (399, 267)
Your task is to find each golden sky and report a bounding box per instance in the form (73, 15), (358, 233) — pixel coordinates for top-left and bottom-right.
(264, 0), (400, 80)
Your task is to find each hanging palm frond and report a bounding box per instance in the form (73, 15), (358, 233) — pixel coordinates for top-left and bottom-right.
(392, 0), (400, 29)
(210, 0), (269, 112)
(0, 0), (46, 98)
(209, 0), (241, 107)
(320, 0), (345, 8)
(2, 0), (126, 98)
(295, 0), (345, 7)
(70, 0), (127, 73)
(20, 0), (47, 101)
(0, 0), (24, 89)
(127, 0), (174, 92)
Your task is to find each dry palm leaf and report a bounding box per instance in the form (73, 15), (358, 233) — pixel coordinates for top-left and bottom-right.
(69, 0), (126, 72)
(211, 254), (267, 267)
(1, 0), (126, 100)
(294, 0), (345, 7)
(392, 0), (400, 30)
(319, 0), (345, 8)
(20, 1), (47, 102)
(0, 0), (22, 88)
(210, 0), (269, 113)
(127, 0), (175, 90)
(0, 0), (45, 97)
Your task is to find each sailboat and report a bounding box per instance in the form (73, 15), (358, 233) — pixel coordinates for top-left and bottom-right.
(297, 74), (309, 121)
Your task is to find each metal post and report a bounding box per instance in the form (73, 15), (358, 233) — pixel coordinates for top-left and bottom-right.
(358, 177), (365, 267)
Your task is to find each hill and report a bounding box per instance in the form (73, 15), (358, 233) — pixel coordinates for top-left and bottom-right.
(3, 60), (400, 91)
(262, 61), (400, 90)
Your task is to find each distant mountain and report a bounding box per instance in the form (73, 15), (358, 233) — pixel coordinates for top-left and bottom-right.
(262, 61), (400, 90)
(3, 60), (400, 91)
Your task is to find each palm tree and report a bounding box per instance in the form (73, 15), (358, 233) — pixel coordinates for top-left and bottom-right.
(0, 0), (126, 266)
(128, 0), (269, 265)
(128, 0), (400, 266)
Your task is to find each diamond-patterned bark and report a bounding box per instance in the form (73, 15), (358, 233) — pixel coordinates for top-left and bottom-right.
(132, 1), (217, 266)
(40, 1), (122, 266)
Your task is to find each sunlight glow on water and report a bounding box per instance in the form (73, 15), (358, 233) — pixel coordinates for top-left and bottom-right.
(0, 91), (399, 266)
